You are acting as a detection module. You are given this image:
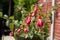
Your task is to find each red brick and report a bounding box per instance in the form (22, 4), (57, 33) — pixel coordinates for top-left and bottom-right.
(56, 8), (60, 13)
(55, 22), (60, 24)
(54, 36), (60, 40)
(48, 2), (52, 6)
(56, 17), (60, 19)
(48, 0), (52, 2)
(55, 30), (60, 33)
(38, 0), (43, 4)
(55, 19), (60, 22)
(56, 0), (60, 1)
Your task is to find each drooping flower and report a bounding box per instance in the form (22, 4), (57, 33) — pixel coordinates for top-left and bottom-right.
(31, 12), (36, 17)
(9, 31), (14, 36)
(37, 19), (44, 27)
(16, 29), (21, 34)
(24, 28), (28, 34)
(37, 16), (42, 19)
(30, 11), (37, 17)
(34, 5), (38, 12)
(25, 17), (31, 24)
(20, 25), (23, 30)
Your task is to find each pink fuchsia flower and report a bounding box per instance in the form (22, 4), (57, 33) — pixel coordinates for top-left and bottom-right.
(34, 5), (38, 12)
(37, 16), (42, 19)
(16, 29), (21, 34)
(24, 28), (28, 34)
(37, 19), (44, 27)
(30, 11), (37, 17)
(31, 12), (36, 17)
(9, 31), (14, 36)
(25, 17), (31, 24)
(19, 25), (23, 30)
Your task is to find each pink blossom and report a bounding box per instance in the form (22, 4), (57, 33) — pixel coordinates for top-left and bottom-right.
(24, 28), (28, 34)
(37, 16), (42, 19)
(37, 19), (44, 27)
(25, 17), (31, 24)
(34, 5), (38, 12)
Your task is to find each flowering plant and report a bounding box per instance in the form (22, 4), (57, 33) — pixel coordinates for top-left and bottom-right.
(9, 0), (51, 40)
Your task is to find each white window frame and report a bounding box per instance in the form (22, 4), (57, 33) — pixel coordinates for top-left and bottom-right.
(50, 0), (55, 40)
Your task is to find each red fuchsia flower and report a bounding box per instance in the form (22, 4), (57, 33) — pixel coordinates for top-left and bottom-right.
(25, 17), (31, 24)
(30, 12), (37, 17)
(31, 12), (36, 17)
(37, 19), (44, 27)
(24, 28), (28, 34)
(34, 5), (38, 12)
(37, 16), (42, 19)
(30, 12), (33, 17)
(9, 31), (14, 36)
(20, 25), (23, 30)
(16, 29), (21, 34)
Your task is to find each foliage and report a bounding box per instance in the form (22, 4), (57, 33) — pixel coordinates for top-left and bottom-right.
(14, 0), (37, 21)
(9, 0), (51, 40)
(0, 11), (3, 17)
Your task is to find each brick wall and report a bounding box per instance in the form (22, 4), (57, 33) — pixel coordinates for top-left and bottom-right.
(38, 0), (52, 34)
(54, 7), (60, 40)
(38, 0), (60, 40)
(53, 0), (60, 40)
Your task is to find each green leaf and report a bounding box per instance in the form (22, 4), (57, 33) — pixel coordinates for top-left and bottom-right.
(10, 23), (14, 31)
(25, 34), (28, 38)
(28, 34), (33, 39)
(37, 33), (44, 40)
(49, 13), (52, 23)
(31, 5), (34, 12)
(39, 6), (43, 10)
(0, 12), (3, 17)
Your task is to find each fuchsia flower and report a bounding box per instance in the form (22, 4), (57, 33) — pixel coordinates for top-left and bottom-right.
(37, 16), (42, 19)
(20, 25), (23, 30)
(25, 17), (31, 24)
(31, 12), (36, 17)
(16, 29), (21, 34)
(9, 31), (14, 36)
(30, 10), (37, 17)
(34, 5), (38, 12)
(24, 28), (28, 34)
(30, 5), (39, 17)
(37, 16), (44, 27)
